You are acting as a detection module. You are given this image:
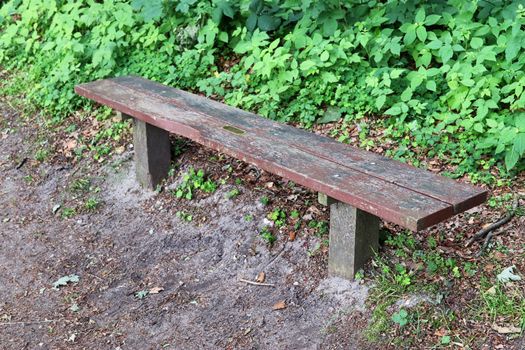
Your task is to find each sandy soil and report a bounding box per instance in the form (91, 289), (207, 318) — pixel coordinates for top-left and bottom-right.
(0, 103), (373, 349)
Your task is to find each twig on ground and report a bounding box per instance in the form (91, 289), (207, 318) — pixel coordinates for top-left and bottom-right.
(239, 278), (275, 287)
(477, 230), (498, 257)
(0, 319), (61, 326)
(15, 157), (27, 169)
(465, 196), (520, 254)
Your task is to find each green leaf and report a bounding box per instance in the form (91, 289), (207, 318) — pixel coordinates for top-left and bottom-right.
(439, 45), (453, 64)
(218, 31), (228, 43)
(401, 88), (412, 102)
(249, 0), (263, 13)
(425, 14), (440, 25)
(392, 309), (408, 327)
(323, 18), (338, 36)
(175, 0), (197, 14)
(390, 41), (401, 56)
(505, 148), (520, 170)
(409, 73), (424, 90)
(218, 1), (235, 18)
(300, 60), (316, 71)
(516, 113), (525, 131)
(385, 104), (402, 116)
(515, 133), (525, 154)
(320, 51), (330, 62)
(474, 123), (484, 133)
(321, 72), (338, 83)
(376, 95), (387, 110)
(486, 119), (498, 128)
(317, 106), (341, 124)
(505, 36), (521, 62)
(246, 13), (257, 31)
(426, 80), (436, 91)
(257, 14), (280, 31)
(470, 37), (483, 49)
(404, 26), (416, 45)
(419, 51), (431, 67)
(441, 336), (451, 345)
(415, 8), (425, 23)
(416, 26), (427, 42)
(131, 0), (164, 21)
(427, 40), (442, 50)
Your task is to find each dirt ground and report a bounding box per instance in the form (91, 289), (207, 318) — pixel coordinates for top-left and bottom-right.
(0, 103), (376, 349)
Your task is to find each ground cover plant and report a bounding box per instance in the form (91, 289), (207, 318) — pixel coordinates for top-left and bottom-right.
(0, 0), (524, 181)
(1, 1), (525, 349)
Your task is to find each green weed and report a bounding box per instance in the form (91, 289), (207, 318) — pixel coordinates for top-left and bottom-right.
(84, 197), (100, 211)
(173, 167), (217, 200)
(61, 207), (76, 219)
(259, 196), (270, 206)
(226, 188), (240, 199)
(176, 211), (193, 222)
(260, 226), (276, 244)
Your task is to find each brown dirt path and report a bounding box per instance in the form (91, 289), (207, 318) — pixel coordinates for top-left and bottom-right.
(0, 103), (372, 349)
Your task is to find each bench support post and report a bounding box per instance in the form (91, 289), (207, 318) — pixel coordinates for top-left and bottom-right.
(132, 118), (171, 189)
(319, 194), (379, 280)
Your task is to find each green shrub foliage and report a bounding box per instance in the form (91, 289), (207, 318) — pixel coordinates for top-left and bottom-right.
(1, 0), (524, 175)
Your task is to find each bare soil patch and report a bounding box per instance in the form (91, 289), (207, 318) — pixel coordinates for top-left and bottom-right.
(0, 102), (373, 349)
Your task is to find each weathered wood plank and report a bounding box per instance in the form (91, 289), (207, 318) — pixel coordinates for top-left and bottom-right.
(328, 200), (380, 280)
(108, 76), (488, 214)
(132, 118), (171, 189)
(76, 79), (451, 230)
(75, 77), (486, 230)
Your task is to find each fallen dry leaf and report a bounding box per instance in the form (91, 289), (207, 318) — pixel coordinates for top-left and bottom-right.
(492, 324), (521, 334)
(433, 328), (447, 337)
(149, 287), (164, 294)
(288, 231), (296, 241)
(256, 272), (265, 283)
(485, 264), (495, 273)
(486, 286), (497, 295)
(272, 300), (286, 310)
(115, 146), (126, 154)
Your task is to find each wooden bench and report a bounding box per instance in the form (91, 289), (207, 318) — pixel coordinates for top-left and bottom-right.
(75, 76), (488, 280)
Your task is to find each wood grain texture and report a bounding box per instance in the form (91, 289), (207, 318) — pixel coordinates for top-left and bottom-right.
(75, 76), (489, 231)
(328, 201), (379, 280)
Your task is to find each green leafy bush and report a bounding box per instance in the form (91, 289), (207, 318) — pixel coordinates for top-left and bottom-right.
(1, 0), (524, 175)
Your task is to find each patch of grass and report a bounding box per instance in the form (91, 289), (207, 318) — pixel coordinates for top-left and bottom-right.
(70, 178), (90, 193)
(475, 277), (525, 328)
(61, 207), (76, 219)
(259, 196), (270, 206)
(23, 174), (34, 183)
(84, 197), (100, 211)
(226, 188), (240, 199)
(34, 149), (49, 162)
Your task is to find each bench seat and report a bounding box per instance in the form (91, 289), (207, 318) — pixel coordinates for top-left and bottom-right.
(75, 76), (488, 280)
(76, 76), (487, 231)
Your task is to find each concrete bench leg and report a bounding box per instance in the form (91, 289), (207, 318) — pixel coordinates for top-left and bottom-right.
(132, 117), (171, 189)
(319, 193), (380, 280)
